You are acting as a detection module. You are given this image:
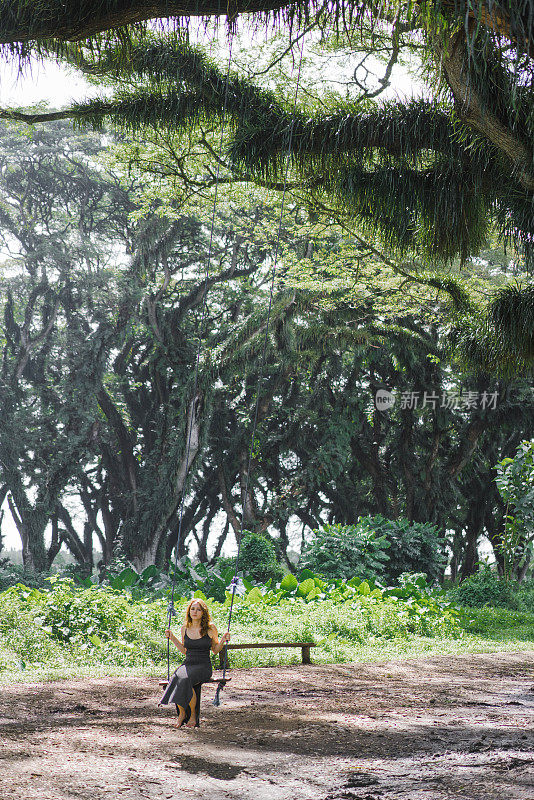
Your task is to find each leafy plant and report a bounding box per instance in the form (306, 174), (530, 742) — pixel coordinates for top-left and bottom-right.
(299, 518), (446, 584)
(299, 523), (390, 581)
(238, 531), (283, 583)
(358, 516), (446, 583)
(0, 562), (49, 592)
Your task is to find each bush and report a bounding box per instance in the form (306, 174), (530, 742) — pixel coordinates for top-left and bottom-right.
(0, 561), (49, 592)
(508, 579), (534, 613)
(221, 531), (283, 584)
(0, 578), (170, 669)
(299, 516), (446, 584)
(365, 515), (446, 583)
(449, 565), (513, 608)
(299, 523), (390, 581)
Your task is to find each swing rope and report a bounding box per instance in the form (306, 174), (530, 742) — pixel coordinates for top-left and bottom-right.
(166, 32), (235, 682)
(213, 34), (306, 707)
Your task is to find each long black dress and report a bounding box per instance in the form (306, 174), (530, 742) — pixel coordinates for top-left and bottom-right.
(159, 631), (213, 711)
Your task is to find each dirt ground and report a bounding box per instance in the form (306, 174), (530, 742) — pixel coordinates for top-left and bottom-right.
(1, 651), (533, 800)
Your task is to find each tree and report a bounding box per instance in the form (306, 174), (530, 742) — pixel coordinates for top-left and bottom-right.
(0, 120), (134, 571)
(0, 4), (530, 258)
(0, 1), (531, 51)
(495, 440), (534, 580)
(0, 3), (530, 374)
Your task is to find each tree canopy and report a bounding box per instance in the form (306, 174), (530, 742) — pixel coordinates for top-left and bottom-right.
(1, 1), (532, 363)
(0, 118), (532, 579)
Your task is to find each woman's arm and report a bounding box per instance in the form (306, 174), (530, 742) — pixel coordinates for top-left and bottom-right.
(165, 627), (187, 656)
(209, 624), (231, 654)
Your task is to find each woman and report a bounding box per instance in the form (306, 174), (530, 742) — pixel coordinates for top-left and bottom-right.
(159, 598), (230, 727)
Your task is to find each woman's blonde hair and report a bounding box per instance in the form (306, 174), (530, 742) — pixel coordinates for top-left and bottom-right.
(184, 598), (211, 636)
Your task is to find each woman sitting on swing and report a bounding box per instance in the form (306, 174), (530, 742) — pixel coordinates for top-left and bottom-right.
(159, 598), (230, 727)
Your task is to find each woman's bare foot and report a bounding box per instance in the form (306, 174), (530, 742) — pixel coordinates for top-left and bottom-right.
(176, 706), (186, 727)
(185, 711), (197, 728)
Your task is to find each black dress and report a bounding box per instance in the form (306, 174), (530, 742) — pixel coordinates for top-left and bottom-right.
(159, 631), (213, 711)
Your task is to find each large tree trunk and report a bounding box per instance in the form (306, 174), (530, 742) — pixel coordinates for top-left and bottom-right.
(129, 394), (203, 570)
(7, 494), (48, 572)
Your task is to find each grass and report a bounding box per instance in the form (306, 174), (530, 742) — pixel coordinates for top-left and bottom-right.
(459, 605), (534, 641)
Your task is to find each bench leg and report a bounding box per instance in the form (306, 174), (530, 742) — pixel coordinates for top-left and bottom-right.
(302, 645), (311, 665)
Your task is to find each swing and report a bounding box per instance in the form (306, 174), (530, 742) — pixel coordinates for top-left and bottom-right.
(160, 28), (306, 721)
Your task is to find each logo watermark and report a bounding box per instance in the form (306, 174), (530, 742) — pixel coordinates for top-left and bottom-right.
(375, 389), (396, 410)
(374, 389), (499, 411)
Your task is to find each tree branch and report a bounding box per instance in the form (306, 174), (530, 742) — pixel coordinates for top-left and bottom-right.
(438, 27), (534, 191)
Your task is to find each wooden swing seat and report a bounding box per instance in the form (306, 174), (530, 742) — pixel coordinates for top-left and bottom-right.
(158, 677), (231, 688)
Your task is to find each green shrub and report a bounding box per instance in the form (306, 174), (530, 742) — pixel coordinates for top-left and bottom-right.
(223, 531), (283, 584)
(508, 579), (534, 612)
(0, 561), (49, 592)
(364, 516), (446, 583)
(449, 566), (513, 608)
(299, 523), (390, 581)
(299, 517), (446, 584)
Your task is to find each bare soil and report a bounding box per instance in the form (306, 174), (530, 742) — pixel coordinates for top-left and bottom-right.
(1, 651), (533, 800)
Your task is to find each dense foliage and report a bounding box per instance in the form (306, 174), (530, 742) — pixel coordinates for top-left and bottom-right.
(449, 565), (514, 609)
(494, 440), (534, 580)
(0, 570), (462, 675)
(0, 116), (531, 582)
(219, 531), (284, 585)
(300, 517), (446, 583)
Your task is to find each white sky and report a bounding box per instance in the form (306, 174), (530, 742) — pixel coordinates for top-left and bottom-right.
(0, 59), (94, 108)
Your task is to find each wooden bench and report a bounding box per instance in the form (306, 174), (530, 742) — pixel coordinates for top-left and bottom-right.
(218, 641), (316, 668)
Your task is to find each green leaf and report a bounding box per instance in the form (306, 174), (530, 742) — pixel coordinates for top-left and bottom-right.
(298, 568), (318, 581)
(118, 567), (139, 587)
(280, 574), (298, 592)
(297, 578), (316, 597)
(246, 587), (264, 604)
(140, 565), (160, 582)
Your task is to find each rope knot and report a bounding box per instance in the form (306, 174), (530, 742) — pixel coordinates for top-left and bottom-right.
(226, 576), (245, 596)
